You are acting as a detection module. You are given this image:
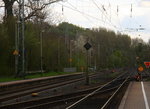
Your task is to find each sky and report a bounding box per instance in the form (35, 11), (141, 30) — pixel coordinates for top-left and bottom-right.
(51, 0), (150, 42)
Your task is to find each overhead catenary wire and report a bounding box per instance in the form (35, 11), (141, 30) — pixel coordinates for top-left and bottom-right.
(61, 0), (117, 29)
(105, 0), (141, 34)
(58, 2), (106, 27)
(131, 4), (132, 18)
(60, 0), (124, 32)
(107, 0), (124, 33)
(91, 0), (123, 31)
(94, 0), (143, 34)
(91, 0), (123, 32)
(58, 0), (144, 35)
(66, 1), (94, 24)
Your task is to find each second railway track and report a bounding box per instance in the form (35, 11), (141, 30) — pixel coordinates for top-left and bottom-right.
(0, 70), (130, 109)
(0, 70), (114, 104)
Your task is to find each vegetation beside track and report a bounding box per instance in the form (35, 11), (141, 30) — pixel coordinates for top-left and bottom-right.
(107, 72), (121, 78)
(0, 70), (121, 83)
(0, 20), (150, 77)
(0, 72), (76, 83)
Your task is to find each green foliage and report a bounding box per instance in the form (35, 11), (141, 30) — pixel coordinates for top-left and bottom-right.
(73, 53), (86, 70)
(0, 20), (150, 78)
(57, 22), (85, 39)
(108, 50), (124, 68)
(0, 77), (22, 82)
(0, 72), (74, 82)
(0, 22), (15, 75)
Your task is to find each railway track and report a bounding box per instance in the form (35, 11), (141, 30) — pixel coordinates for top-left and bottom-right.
(101, 70), (150, 109)
(0, 73), (85, 102)
(66, 72), (130, 109)
(0, 71), (130, 109)
(0, 71), (114, 104)
(101, 76), (129, 109)
(0, 84), (118, 109)
(142, 70), (150, 80)
(0, 72), (83, 95)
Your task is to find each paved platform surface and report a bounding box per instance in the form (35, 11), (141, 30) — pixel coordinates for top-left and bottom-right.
(119, 81), (150, 109)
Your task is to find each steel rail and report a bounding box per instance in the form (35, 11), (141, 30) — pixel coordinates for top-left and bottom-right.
(0, 77), (84, 103)
(1, 71), (125, 108)
(66, 72), (128, 109)
(0, 72), (105, 103)
(101, 76), (130, 109)
(0, 73), (83, 96)
(0, 85), (120, 109)
(24, 87), (117, 109)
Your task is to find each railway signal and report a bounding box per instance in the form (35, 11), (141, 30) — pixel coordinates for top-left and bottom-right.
(84, 42), (92, 85)
(13, 50), (19, 55)
(138, 66), (144, 72)
(69, 58), (72, 62)
(144, 62), (150, 68)
(84, 42), (92, 50)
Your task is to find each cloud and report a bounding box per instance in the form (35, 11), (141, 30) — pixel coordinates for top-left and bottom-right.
(139, 0), (150, 7)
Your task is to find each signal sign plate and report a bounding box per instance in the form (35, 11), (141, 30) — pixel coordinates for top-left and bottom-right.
(13, 50), (19, 55)
(69, 58), (72, 62)
(84, 42), (92, 50)
(138, 66), (144, 72)
(144, 62), (150, 68)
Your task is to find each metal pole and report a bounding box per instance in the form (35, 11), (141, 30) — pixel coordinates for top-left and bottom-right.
(15, 23), (18, 76)
(22, 0), (25, 77)
(40, 31), (43, 74)
(69, 40), (72, 68)
(57, 37), (60, 70)
(94, 49), (96, 71)
(18, 0), (25, 77)
(98, 44), (100, 67)
(15, 13), (20, 77)
(86, 50), (89, 85)
(77, 39), (79, 71)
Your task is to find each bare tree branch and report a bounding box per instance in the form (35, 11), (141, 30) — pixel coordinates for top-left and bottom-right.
(0, 6), (4, 8)
(1, 0), (63, 22)
(24, 0), (63, 21)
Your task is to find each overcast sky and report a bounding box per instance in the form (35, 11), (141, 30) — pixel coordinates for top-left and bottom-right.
(51, 0), (150, 42)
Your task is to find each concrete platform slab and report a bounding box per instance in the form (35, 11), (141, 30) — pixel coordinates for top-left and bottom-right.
(119, 82), (146, 109)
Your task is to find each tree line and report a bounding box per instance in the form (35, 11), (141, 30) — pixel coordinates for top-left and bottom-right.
(0, 20), (150, 76)
(0, 0), (149, 76)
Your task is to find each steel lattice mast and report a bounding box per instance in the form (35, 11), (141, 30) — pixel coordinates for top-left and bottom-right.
(17, 0), (25, 77)
(16, 0), (63, 77)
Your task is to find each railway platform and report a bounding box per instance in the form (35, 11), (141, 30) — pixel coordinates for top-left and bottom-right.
(0, 72), (83, 87)
(119, 81), (150, 109)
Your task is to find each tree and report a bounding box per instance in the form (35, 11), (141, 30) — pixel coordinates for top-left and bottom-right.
(148, 39), (150, 46)
(1, 0), (63, 21)
(2, 0), (16, 20)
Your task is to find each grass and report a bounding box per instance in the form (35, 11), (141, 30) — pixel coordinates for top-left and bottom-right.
(0, 72), (75, 83)
(0, 77), (22, 82)
(26, 72), (74, 79)
(0, 71), (121, 83)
